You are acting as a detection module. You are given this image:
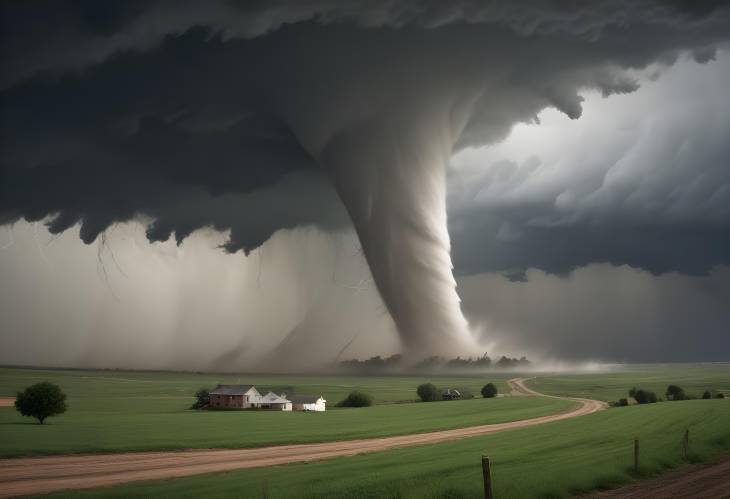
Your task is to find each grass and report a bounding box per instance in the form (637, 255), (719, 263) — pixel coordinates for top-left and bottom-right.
(0, 367), (560, 457)
(528, 363), (730, 402)
(42, 398), (730, 498)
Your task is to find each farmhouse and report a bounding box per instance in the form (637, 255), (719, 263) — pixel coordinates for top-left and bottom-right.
(208, 384), (325, 411)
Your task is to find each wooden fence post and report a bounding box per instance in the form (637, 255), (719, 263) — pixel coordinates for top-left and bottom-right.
(481, 455), (493, 499)
(683, 429), (689, 460)
(634, 438), (639, 472)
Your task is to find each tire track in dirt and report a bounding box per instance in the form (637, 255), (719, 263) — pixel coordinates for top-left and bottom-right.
(0, 378), (606, 498)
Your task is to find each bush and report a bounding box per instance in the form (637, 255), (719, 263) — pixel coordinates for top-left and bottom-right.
(702, 390), (712, 400)
(15, 382), (67, 424)
(631, 388), (658, 405)
(617, 397), (629, 406)
(417, 383), (441, 402)
(336, 390), (373, 407)
(666, 384), (687, 401)
(481, 383), (498, 398)
(191, 388), (210, 409)
(716, 392), (726, 399)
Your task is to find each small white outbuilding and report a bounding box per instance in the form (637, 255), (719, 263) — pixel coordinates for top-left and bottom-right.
(290, 394), (327, 412)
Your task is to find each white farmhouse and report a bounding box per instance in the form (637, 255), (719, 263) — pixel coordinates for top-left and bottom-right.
(207, 384), (324, 411)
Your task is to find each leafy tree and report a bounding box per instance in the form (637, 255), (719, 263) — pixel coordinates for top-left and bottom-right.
(628, 387), (637, 398)
(481, 383), (498, 398)
(666, 384), (687, 401)
(632, 388), (657, 405)
(417, 383), (440, 402)
(190, 388), (210, 409)
(336, 390), (373, 407)
(15, 382), (67, 424)
(702, 390), (712, 400)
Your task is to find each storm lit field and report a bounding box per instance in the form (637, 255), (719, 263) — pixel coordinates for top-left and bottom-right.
(0, 367), (554, 457)
(44, 398), (730, 499)
(1, 364), (729, 498)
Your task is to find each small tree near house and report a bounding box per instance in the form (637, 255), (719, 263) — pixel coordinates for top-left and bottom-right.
(15, 382), (67, 424)
(191, 388), (210, 409)
(417, 383), (440, 402)
(481, 383), (498, 398)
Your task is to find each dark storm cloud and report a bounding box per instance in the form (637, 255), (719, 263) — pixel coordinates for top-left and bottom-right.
(3, 0), (730, 356)
(448, 55), (730, 277)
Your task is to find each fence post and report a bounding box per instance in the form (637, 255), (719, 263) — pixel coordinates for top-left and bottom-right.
(683, 429), (689, 460)
(481, 455), (493, 499)
(634, 438), (639, 472)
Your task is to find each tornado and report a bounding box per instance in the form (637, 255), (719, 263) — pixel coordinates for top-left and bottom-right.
(270, 33), (485, 357)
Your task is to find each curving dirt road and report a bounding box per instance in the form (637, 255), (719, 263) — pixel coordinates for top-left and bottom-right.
(0, 379), (606, 498)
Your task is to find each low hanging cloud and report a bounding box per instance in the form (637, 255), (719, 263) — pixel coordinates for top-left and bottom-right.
(2, 1), (730, 357)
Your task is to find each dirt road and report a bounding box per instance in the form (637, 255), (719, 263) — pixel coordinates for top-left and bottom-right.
(0, 398), (14, 408)
(583, 457), (730, 498)
(0, 379), (605, 498)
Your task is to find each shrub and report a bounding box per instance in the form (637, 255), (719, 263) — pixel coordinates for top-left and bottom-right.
(666, 385), (687, 401)
(632, 388), (658, 405)
(702, 390), (712, 400)
(336, 390), (373, 407)
(716, 393), (726, 399)
(481, 383), (498, 398)
(417, 383), (441, 402)
(15, 382), (67, 424)
(617, 398), (629, 407)
(191, 388), (210, 409)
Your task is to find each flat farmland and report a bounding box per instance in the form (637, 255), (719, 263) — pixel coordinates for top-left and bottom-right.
(0, 367), (562, 457)
(528, 363), (730, 402)
(40, 398), (730, 499)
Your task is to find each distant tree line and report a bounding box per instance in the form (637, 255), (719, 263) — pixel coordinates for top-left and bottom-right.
(612, 384), (725, 407)
(338, 353), (530, 373)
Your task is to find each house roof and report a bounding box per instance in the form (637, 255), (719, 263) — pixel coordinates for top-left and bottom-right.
(290, 394), (324, 404)
(209, 384), (256, 396)
(260, 391), (290, 404)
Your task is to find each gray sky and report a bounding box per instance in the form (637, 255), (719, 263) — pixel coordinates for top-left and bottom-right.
(1, 1), (729, 369)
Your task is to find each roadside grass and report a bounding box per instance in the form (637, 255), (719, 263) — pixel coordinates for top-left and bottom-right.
(0, 367), (554, 457)
(43, 399), (730, 499)
(528, 363), (730, 402)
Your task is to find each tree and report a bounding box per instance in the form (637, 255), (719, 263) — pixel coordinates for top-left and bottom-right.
(632, 388), (657, 405)
(190, 388), (210, 409)
(716, 393), (726, 399)
(336, 390), (373, 407)
(666, 385), (687, 401)
(617, 398), (629, 406)
(417, 383), (440, 402)
(15, 382), (67, 424)
(702, 390), (712, 400)
(481, 383), (498, 398)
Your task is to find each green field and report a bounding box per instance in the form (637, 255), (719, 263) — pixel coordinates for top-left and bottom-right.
(44, 399), (730, 499)
(529, 363), (730, 402)
(0, 367), (562, 457)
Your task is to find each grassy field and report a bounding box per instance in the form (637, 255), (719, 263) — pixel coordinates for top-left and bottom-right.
(43, 398), (730, 499)
(0, 367), (563, 457)
(528, 363), (730, 403)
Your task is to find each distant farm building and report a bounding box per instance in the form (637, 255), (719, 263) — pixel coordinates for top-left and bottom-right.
(289, 394), (327, 412)
(208, 385), (324, 411)
(441, 388), (462, 400)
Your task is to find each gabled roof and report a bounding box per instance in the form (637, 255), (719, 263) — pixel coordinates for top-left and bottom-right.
(209, 384), (257, 396)
(290, 394), (324, 404)
(260, 391), (290, 404)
